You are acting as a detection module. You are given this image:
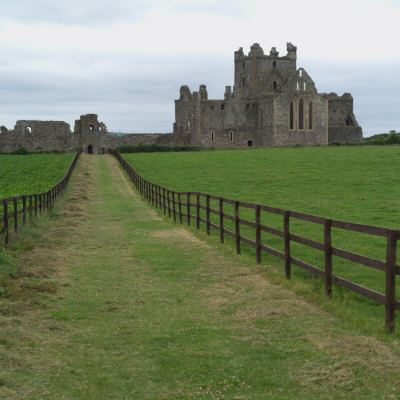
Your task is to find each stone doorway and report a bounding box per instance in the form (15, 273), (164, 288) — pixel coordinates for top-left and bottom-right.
(87, 145), (93, 154)
(248, 140), (253, 147)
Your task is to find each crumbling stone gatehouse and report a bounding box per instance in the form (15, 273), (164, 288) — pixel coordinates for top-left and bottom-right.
(0, 42), (362, 153)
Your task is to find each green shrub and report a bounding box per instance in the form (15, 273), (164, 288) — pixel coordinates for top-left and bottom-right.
(10, 146), (29, 155)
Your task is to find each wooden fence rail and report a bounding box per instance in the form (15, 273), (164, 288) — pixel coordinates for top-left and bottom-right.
(109, 149), (400, 333)
(0, 150), (82, 248)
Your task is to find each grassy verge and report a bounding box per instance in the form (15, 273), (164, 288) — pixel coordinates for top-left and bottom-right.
(122, 146), (400, 335)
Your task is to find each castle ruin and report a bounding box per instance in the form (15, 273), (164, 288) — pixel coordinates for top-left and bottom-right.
(173, 43), (362, 147)
(0, 43), (362, 153)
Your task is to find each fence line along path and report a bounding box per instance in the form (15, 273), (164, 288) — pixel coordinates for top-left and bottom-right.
(109, 149), (400, 333)
(0, 151), (82, 248)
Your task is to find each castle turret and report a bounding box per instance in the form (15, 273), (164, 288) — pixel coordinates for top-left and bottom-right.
(234, 43), (297, 98)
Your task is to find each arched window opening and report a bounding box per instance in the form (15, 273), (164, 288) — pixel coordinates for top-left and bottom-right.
(230, 131), (233, 142)
(242, 62), (245, 69)
(187, 121), (191, 132)
(273, 61), (277, 68)
(273, 81), (277, 89)
(299, 99), (304, 130)
(290, 101), (294, 130)
(211, 131), (214, 142)
(246, 103), (250, 110)
(26, 126), (32, 134)
(221, 104), (225, 110)
(299, 69), (303, 77)
(89, 125), (94, 131)
(303, 82), (306, 91)
(297, 82), (300, 91)
(346, 118), (353, 126)
(248, 140), (253, 147)
(309, 102), (313, 130)
(242, 77), (245, 86)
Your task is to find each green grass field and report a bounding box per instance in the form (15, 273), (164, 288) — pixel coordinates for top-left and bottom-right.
(0, 154), (75, 199)
(123, 146), (400, 331)
(2, 154), (400, 399)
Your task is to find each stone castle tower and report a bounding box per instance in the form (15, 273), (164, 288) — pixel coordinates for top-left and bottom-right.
(173, 43), (362, 147)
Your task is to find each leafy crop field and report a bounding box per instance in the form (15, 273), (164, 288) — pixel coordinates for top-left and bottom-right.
(0, 154), (75, 199)
(123, 146), (400, 327)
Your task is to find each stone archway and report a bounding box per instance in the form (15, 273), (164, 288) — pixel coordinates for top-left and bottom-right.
(87, 145), (93, 154)
(248, 140), (253, 147)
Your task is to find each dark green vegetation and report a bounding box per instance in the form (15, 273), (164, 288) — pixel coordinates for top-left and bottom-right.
(2, 154), (400, 399)
(123, 146), (400, 332)
(0, 153), (74, 199)
(116, 143), (201, 153)
(362, 130), (400, 145)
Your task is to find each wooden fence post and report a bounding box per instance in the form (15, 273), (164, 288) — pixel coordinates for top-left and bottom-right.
(196, 193), (200, 230)
(34, 194), (38, 219)
(151, 184), (154, 207)
(385, 229), (397, 333)
(163, 188), (166, 215)
(178, 193), (182, 224)
(324, 219), (333, 298)
(172, 192), (176, 222)
(13, 198), (18, 233)
(3, 199), (8, 247)
(167, 190), (171, 218)
(284, 211), (291, 279)
(235, 201), (240, 254)
(22, 196), (26, 225)
(256, 205), (261, 264)
(187, 193), (191, 226)
(206, 195), (210, 236)
(29, 195), (33, 221)
(219, 198), (224, 244)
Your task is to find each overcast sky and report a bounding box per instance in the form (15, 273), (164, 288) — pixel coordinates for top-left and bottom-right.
(0, 0), (399, 137)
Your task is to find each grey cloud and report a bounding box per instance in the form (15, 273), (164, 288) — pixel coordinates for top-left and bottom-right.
(0, 0), (149, 25)
(0, 0), (252, 26)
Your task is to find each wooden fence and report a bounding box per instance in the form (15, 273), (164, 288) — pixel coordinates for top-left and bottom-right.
(109, 149), (400, 333)
(0, 151), (82, 248)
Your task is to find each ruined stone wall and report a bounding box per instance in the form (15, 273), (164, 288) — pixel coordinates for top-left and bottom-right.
(328, 126), (363, 143)
(324, 93), (363, 143)
(274, 93), (328, 146)
(0, 120), (73, 152)
(259, 97), (275, 146)
(106, 133), (175, 148)
(174, 85), (200, 145)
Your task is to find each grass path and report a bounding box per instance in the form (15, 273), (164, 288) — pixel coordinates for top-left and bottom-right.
(1, 154), (400, 399)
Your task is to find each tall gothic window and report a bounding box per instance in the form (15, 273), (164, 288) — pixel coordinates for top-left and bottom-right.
(290, 101), (294, 130)
(309, 102), (313, 130)
(299, 99), (304, 130)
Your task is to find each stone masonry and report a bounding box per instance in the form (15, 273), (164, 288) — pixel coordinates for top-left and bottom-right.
(174, 43), (363, 147)
(0, 43), (362, 153)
